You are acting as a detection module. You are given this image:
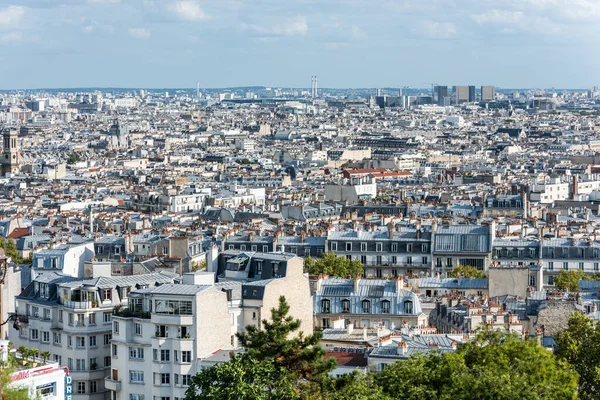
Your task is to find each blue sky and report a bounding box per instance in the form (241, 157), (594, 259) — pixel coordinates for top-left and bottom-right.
(0, 0), (597, 89)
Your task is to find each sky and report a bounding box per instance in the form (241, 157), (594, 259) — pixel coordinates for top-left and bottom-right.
(0, 0), (598, 89)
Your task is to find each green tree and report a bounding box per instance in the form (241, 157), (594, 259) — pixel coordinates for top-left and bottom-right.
(66, 151), (80, 164)
(377, 329), (578, 400)
(186, 354), (298, 400)
(553, 269), (585, 292)
(304, 252), (363, 278)
(186, 296), (336, 400)
(0, 363), (31, 400)
(555, 312), (600, 399)
(448, 265), (487, 279)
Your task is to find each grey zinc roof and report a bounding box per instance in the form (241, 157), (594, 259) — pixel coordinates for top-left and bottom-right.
(327, 230), (430, 241)
(58, 271), (177, 289)
(145, 284), (213, 296)
(419, 277), (489, 289)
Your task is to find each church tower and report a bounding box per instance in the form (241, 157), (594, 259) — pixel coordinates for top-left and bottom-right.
(1, 129), (20, 176)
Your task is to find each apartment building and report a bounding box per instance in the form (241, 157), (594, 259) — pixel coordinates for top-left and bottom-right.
(9, 271), (178, 400)
(313, 276), (427, 330)
(328, 226), (431, 278)
(106, 256), (313, 400)
(31, 241), (95, 279)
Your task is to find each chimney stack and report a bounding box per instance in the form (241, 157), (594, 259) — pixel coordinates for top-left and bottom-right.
(347, 321), (354, 335)
(354, 275), (361, 293)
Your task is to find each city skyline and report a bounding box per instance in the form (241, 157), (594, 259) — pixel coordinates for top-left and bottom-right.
(0, 0), (599, 89)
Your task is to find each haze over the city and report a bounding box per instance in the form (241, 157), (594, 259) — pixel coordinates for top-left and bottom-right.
(0, 0), (598, 89)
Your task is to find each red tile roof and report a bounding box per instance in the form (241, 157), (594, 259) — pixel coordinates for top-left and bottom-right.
(7, 227), (30, 239)
(324, 351), (368, 367)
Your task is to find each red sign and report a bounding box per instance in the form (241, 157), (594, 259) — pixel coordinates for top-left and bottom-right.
(11, 370), (30, 382)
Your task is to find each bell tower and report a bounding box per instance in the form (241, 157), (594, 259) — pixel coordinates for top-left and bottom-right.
(1, 129), (20, 176)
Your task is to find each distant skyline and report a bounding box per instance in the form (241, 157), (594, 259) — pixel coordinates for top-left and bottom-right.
(0, 0), (599, 89)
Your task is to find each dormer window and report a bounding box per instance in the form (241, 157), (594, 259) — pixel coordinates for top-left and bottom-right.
(362, 300), (371, 313)
(321, 299), (331, 314)
(102, 289), (112, 301)
(404, 300), (413, 314)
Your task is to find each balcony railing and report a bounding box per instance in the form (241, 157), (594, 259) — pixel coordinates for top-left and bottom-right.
(61, 300), (93, 309)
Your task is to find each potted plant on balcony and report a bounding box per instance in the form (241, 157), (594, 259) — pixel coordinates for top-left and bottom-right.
(91, 362), (97, 370)
(30, 348), (39, 367)
(92, 300), (98, 308)
(17, 346), (28, 366)
(41, 351), (50, 364)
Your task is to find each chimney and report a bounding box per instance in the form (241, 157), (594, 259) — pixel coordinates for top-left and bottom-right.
(347, 321), (354, 335)
(354, 275), (361, 293)
(396, 341), (408, 355)
(395, 276), (403, 293)
(432, 219), (438, 233)
(363, 325), (367, 341)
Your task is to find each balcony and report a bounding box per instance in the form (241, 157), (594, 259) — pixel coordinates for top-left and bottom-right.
(61, 300), (92, 310)
(104, 378), (121, 392)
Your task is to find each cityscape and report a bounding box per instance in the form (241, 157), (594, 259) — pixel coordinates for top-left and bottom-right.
(2, 0), (600, 399)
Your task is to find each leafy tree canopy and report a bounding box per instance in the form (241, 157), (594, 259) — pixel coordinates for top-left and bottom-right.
(553, 269), (586, 292)
(448, 265), (487, 279)
(304, 252), (363, 278)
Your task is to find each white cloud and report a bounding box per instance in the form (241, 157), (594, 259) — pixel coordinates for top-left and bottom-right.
(169, 1), (208, 21)
(471, 10), (524, 25)
(351, 25), (368, 40)
(243, 16), (308, 37)
(0, 6), (25, 28)
(128, 27), (151, 39)
(417, 20), (457, 39)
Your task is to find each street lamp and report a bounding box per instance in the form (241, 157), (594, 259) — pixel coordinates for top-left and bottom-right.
(0, 314), (22, 330)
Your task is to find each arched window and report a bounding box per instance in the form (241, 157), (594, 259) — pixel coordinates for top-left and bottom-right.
(404, 300), (413, 314)
(362, 300), (371, 313)
(341, 299), (350, 313)
(321, 299), (330, 314)
(381, 300), (390, 314)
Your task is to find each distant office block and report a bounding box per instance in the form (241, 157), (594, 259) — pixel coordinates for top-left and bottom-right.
(434, 86), (448, 106)
(453, 86), (469, 104)
(469, 86), (476, 102)
(481, 86), (496, 102)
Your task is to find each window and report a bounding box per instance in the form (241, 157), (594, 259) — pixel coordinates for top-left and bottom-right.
(67, 335), (72, 347)
(59, 310), (63, 322)
(154, 349), (170, 362)
(407, 256), (412, 265)
(182, 351), (191, 363)
(30, 329), (39, 340)
(43, 308), (50, 320)
(182, 375), (191, 386)
(76, 359), (86, 371)
(404, 300), (413, 314)
(321, 299), (330, 314)
(130, 395), (144, 400)
(272, 262), (280, 277)
(89, 336), (96, 347)
(114, 321), (120, 333)
(446, 258), (452, 268)
(595, 249), (599, 259)
(89, 313), (96, 325)
(90, 381), (97, 393)
(381, 300), (390, 314)
(580, 262), (585, 270)
(391, 243), (397, 252)
(346, 255), (352, 261)
(102, 289), (112, 301)
(77, 382), (86, 394)
(564, 262), (569, 271)
(322, 318), (330, 328)
(68, 358), (73, 370)
(103, 312), (111, 323)
(130, 347), (144, 360)
(529, 248), (536, 258)
(154, 300), (193, 315)
(461, 236), (479, 251)
(563, 248), (569, 258)
(158, 373), (170, 385)
(595, 263), (599, 272)
(240, 245), (246, 251)
(341, 299), (350, 313)
(529, 275), (536, 286)
(112, 344), (118, 356)
(407, 244), (413, 252)
(391, 256), (397, 265)
(331, 242), (338, 251)
(135, 323), (142, 336)
(104, 356), (111, 368)
(376, 243), (383, 252)
(362, 300), (371, 313)
(549, 275), (554, 285)
(263, 245), (269, 252)
(130, 370), (144, 383)
(53, 332), (62, 344)
(156, 325), (168, 337)
(548, 262), (554, 271)
(361, 243), (367, 251)
(90, 358), (97, 370)
(256, 262), (262, 275)
(346, 242), (352, 251)
(42, 331), (50, 343)
(392, 269), (398, 277)
(104, 333), (111, 345)
(422, 244), (428, 253)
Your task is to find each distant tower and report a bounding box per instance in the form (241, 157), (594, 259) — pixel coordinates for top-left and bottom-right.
(1, 129), (19, 176)
(311, 76), (315, 98)
(315, 76), (318, 98)
(196, 81), (200, 98)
